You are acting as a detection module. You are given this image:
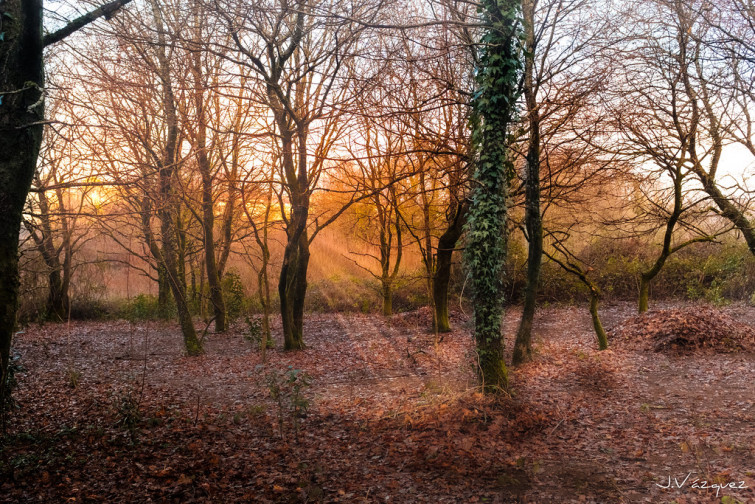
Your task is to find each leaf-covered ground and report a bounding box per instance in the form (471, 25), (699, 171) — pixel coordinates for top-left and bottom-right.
(2, 302), (754, 503)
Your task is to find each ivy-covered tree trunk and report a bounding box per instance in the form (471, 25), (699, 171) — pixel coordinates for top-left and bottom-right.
(466, 0), (521, 392)
(513, 0), (542, 365)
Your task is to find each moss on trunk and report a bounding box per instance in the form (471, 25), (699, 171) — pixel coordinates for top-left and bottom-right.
(590, 291), (608, 350)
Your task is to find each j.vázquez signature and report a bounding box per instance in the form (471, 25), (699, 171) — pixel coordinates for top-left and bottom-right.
(656, 472), (748, 497)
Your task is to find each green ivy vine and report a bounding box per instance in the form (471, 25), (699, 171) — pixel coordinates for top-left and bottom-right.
(465, 0), (522, 392)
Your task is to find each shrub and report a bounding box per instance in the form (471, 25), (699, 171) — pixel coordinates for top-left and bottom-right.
(243, 315), (273, 349)
(222, 270), (247, 321)
(528, 237), (755, 305)
(68, 298), (115, 320)
(119, 294), (165, 321)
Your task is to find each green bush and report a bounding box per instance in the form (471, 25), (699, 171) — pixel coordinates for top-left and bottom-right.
(222, 270), (247, 321)
(119, 294), (165, 321)
(525, 238), (755, 304)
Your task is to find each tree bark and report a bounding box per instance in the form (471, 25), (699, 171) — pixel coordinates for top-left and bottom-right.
(381, 281), (393, 316)
(279, 230), (309, 350)
(637, 173), (682, 314)
(638, 277), (650, 314)
(432, 201), (466, 332)
(275, 113), (310, 349)
(692, 167), (755, 256)
(589, 289), (608, 350)
(159, 199), (201, 354)
(0, 0), (45, 409)
(157, 263), (171, 318)
(258, 242), (272, 357)
(24, 188), (70, 321)
(190, 38), (226, 332)
(512, 0), (542, 365)
(149, 0), (201, 354)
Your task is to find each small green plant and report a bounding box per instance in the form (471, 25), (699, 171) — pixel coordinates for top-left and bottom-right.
(246, 404), (266, 417)
(244, 316), (273, 349)
(112, 389), (142, 443)
(266, 366), (311, 440)
(243, 315), (261, 343)
(65, 365), (82, 389)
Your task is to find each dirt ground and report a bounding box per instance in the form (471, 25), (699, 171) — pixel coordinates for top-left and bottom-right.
(1, 301), (754, 503)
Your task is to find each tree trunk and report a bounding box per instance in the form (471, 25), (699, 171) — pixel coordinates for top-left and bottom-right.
(176, 211), (188, 292)
(0, 0), (45, 407)
(467, 0), (519, 392)
(157, 263), (171, 318)
(276, 115), (310, 350)
(381, 281), (393, 316)
(432, 202), (466, 332)
(512, 0), (542, 366)
(693, 168), (755, 256)
(24, 197), (70, 322)
(279, 230), (308, 350)
(475, 305), (509, 391)
(35, 222), (68, 321)
(199, 149), (226, 333)
(46, 270), (69, 321)
(190, 41), (226, 332)
(419, 170), (436, 331)
(292, 234), (310, 347)
(150, 0), (201, 355)
(638, 276), (650, 314)
(160, 209), (201, 355)
(589, 290), (608, 350)
(258, 244), (272, 359)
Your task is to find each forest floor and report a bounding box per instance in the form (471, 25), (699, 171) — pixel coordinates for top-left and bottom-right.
(1, 301), (754, 503)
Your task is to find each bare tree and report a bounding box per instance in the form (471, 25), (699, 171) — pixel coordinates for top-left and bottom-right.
(600, 0), (736, 312)
(343, 112), (408, 316)
(23, 112), (95, 321)
(213, 0), (382, 349)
